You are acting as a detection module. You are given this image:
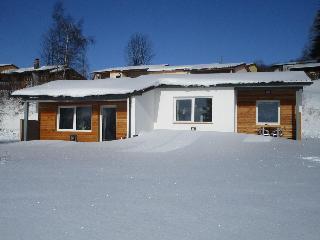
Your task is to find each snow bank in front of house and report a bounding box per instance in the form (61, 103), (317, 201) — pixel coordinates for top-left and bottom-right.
(0, 130), (320, 240)
(303, 80), (320, 138)
(0, 96), (37, 141)
(12, 71), (311, 98)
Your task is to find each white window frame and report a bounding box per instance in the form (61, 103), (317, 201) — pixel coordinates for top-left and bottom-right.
(173, 97), (213, 123)
(57, 105), (92, 132)
(256, 100), (280, 125)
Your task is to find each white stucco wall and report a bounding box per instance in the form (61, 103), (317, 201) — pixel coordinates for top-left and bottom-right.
(134, 90), (157, 134)
(133, 87), (236, 135)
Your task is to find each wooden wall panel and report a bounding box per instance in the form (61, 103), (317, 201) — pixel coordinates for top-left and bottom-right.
(39, 101), (127, 142)
(237, 89), (297, 139)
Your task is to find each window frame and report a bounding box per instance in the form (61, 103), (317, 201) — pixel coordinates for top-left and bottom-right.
(57, 105), (92, 132)
(256, 100), (280, 125)
(173, 97), (213, 124)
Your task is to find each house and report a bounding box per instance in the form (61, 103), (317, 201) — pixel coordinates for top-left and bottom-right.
(246, 63), (258, 72)
(0, 59), (85, 93)
(92, 62), (257, 79)
(0, 64), (19, 92)
(272, 60), (320, 80)
(0, 64), (18, 72)
(12, 71), (311, 142)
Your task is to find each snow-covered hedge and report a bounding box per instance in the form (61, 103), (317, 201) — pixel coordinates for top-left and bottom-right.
(303, 80), (320, 138)
(0, 93), (37, 141)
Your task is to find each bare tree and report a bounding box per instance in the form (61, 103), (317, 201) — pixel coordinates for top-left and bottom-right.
(125, 32), (155, 66)
(41, 1), (94, 78)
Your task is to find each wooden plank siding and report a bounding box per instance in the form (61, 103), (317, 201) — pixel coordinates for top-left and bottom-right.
(38, 101), (127, 142)
(237, 88), (297, 139)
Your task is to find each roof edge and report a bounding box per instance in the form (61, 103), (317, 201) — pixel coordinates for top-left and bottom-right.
(12, 81), (312, 101)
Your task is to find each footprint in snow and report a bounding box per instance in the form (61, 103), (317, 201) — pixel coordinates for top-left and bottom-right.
(0, 152), (10, 165)
(302, 156), (320, 163)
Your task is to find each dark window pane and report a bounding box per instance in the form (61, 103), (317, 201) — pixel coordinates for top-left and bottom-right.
(176, 99), (192, 121)
(194, 98), (212, 122)
(102, 108), (116, 141)
(257, 101), (279, 123)
(59, 108), (74, 129)
(76, 107), (91, 130)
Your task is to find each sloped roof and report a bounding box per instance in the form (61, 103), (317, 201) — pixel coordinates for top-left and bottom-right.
(0, 64), (18, 70)
(12, 71), (311, 98)
(93, 64), (169, 73)
(272, 60), (318, 66)
(147, 63), (246, 72)
(288, 62), (320, 69)
(2, 65), (66, 74)
(0, 64), (15, 67)
(93, 63), (246, 73)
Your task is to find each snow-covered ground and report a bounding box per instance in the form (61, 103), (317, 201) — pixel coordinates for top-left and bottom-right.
(0, 130), (320, 240)
(303, 80), (320, 138)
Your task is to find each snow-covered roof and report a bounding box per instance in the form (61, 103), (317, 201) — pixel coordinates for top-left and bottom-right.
(2, 65), (66, 74)
(0, 64), (15, 67)
(93, 63), (246, 73)
(93, 64), (169, 73)
(12, 71), (311, 98)
(288, 62), (320, 69)
(273, 60), (318, 66)
(147, 63), (246, 72)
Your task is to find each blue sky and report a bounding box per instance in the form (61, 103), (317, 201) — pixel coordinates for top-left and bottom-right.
(0, 0), (318, 72)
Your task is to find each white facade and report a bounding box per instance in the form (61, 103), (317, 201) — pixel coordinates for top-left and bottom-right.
(131, 87), (236, 135)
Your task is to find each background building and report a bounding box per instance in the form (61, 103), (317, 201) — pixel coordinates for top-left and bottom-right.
(92, 62), (257, 79)
(0, 59), (85, 93)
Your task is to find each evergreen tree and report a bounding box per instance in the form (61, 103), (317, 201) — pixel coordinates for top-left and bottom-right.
(304, 9), (320, 60)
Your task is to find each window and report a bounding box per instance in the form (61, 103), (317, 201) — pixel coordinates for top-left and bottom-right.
(256, 100), (280, 125)
(58, 106), (92, 131)
(194, 98), (212, 122)
(176, 99), (192, 121)
(59, 107), (74, 129)
(76, 107), (92, 130)
(175, 97), (212, 123)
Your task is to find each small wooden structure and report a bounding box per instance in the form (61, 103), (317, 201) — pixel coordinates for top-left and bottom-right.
(20, 119), (40, 141)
